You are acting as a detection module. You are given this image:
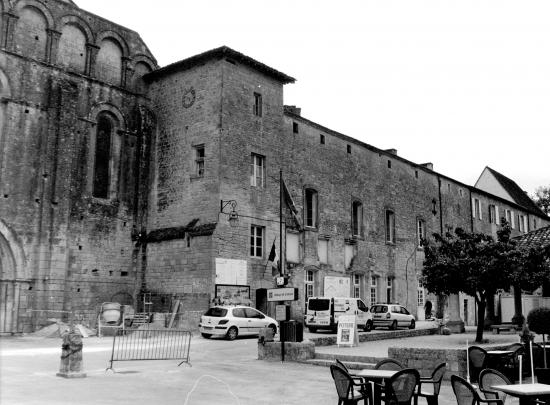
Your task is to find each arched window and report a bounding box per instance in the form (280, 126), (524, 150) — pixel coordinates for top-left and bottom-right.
(58, 24), (87, 73)
(132, 61), (152, 93)
(15, 6), (48, 60)
(92, 114), (114, 198)
(96, 38), (123, 85)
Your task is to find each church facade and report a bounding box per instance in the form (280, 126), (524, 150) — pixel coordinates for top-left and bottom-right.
(0, 0), (547, 334)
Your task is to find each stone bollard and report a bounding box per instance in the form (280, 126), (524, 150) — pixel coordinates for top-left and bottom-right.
(56, 328), (86, 378)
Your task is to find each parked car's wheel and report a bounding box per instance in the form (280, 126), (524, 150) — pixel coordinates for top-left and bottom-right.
(364, 320), (373, 332)
(268, 324), (277, 337)
(409, 319), (416, 329)
(308, 327), (317, 333)
(390, 320), (398, 330)
(201, 333), (212, 339)
(226, 326), (238, 340)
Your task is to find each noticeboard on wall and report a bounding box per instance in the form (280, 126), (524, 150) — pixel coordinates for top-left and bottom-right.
(214, 284), (251, 305)
(215, 258), (247, 285)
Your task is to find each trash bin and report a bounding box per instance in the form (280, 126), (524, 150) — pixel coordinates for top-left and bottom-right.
(280, 320), (303, 342)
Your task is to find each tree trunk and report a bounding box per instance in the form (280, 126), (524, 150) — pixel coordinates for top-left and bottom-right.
(485, 292), (496, 327)
(512, 283), (524, 327)
(476, 298), (486, 343)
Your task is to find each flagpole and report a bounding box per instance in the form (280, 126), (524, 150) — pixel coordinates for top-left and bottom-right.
(279, 169), (283, 278)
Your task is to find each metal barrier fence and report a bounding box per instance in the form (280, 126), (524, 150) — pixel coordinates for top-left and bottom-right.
(106, 329), (192, 371)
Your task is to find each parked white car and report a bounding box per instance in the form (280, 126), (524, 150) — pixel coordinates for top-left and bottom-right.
(370, 304), (415, 330)
(199, 305), (278, 340)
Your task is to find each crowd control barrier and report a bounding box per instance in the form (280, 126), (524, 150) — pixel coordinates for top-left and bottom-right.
(106, 329), (192, 371)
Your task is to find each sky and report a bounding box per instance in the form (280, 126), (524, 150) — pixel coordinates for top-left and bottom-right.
(76, 0), (550, 196)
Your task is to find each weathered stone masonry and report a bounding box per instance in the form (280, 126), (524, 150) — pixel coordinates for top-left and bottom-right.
(0, 0), (547, 334)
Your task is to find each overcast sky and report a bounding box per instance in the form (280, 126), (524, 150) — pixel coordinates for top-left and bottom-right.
(76, 0), (550, 196)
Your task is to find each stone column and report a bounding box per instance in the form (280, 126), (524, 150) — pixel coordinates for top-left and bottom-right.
(121, 56), (131, 88)
(85, 43), (99, 77)
(3, 12), (18, 51)
(445, 293), (465, 333)
(46, 29), (61, 65)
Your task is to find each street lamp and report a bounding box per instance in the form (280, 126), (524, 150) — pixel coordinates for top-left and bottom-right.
(220, 200), (239, 227)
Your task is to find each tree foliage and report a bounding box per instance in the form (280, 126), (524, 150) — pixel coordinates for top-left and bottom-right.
(533, 186), (550, 215)
(422, 223), (550, 342)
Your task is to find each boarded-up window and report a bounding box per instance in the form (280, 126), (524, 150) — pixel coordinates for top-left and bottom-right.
(344, 244), (355, 269)
(93, 114), (113, 198)
(96, 38), (122, 85)
(286, 232), (300, 263)
(318, 239), (328, 264)
(58, 24), (86, 73)
(15, 6), (47, 60)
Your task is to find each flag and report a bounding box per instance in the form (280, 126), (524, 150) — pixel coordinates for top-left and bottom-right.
(281, 177), (302, 230)
(266, 240), (279, 276)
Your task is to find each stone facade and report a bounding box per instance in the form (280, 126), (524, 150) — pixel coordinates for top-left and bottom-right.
(0, 0), (548, 334)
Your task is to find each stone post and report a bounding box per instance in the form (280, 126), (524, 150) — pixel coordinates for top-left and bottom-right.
(56, 328), (86, 378)
(445, 293), (465, 333)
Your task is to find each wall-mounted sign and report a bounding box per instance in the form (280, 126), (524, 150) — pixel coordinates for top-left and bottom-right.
(324, 276), (351, 298)
(267, 287), (298, 302)
(214, 284), (250, 305)
(275, 305), (289, 321)
(215, 258), (247, 285)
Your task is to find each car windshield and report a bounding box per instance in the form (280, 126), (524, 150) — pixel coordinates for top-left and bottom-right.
(308, 299), (330, 311)
(371, 305), (388, 313)
(204, 307), (228, 317)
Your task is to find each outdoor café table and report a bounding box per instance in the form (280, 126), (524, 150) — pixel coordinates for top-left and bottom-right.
(491, 383), (550, 405)
(357, 369), (400, 405)
(486, 350), (514, 371)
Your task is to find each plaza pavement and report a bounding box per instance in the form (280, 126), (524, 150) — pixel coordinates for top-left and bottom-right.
(0, 323), (525, 405)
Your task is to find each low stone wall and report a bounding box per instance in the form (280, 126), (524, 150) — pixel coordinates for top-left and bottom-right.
(389, 343), (511, 380)
(258, 340), (315, 362)
(310, 327), (439, 347)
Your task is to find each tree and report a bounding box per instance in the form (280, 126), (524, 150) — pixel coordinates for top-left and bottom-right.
(423, 227), (513, 342)
(533, 186), (550, 215)
(423, 224), (550, 342)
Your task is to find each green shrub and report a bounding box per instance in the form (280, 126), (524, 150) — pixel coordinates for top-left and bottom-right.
(527, 307), (550, 336)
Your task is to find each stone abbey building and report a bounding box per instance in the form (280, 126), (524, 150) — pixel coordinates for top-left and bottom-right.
(0, 0), (548, 334)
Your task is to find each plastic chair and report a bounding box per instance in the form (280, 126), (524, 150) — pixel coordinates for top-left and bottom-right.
(375, 358), (405, 370)
(451, 374), (503, 405)
(479, 368), (512, 405)
(330, 364), (370, 405)
(417, 363), (446, 405)
(468, 346), (488, 383)
(376, 368), (420, 405)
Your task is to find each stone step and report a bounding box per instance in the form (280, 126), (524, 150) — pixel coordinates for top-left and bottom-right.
(302, 358), (377, 370)
(314, 352), (382, 365)
(309, 327), (438, 347)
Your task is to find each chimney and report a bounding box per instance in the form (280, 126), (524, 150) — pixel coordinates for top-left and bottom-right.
(421, 162), (434, 170)
(385, 149), (398, 155)
(284, 105), (301, 116)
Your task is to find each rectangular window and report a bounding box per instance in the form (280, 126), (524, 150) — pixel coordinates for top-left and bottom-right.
(386, 278), (393, 303)
(519, 215), (526, 232)
(347, 145), (351, 154)
(385, 210), (395, 243)
(354, 274), (361, 298)
(194, 145), (205, 177)
(417, 219), (426, 246)
(318, 239), (328, 264)
(473, 198), (482, 220)
(320, 134), (325, 144)
(250, 225), (264, 258)
(305, 270), (314, 299)
(293, 122), (299, 133)
(370, 276), (377, 306)
(488, 204), (496, 224)
(534, 219), (537, 230)
(417, 279), (425, 307)
(505, 209), (515, 228)
(352, 201), (363, 237)
(250, 153), (265, 187)
(253, 92), (262, 117)
(305, 189), (318, 228)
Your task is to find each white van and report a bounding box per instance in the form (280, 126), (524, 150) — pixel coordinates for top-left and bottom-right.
(304, 297), (373, 333)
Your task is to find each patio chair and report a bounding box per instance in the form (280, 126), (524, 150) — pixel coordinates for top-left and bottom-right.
(468, 346), (488, 383)
(376, 368), (420, 405)
(335, 359), (373, 401)
(417, 363), (446, 405)
(451, 375), (503, 405)
(479, 368), (512, 405)
(501, 344), (524, 383)
(330, 364), (371, 405)
(375, 358), (405, 370)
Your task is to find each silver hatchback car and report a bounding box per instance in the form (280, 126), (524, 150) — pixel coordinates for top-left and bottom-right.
(199, 305), (278, 340)
(370, 304), (415, 330)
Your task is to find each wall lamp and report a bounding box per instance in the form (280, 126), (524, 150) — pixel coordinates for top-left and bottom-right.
(220, 200), (239, 228)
